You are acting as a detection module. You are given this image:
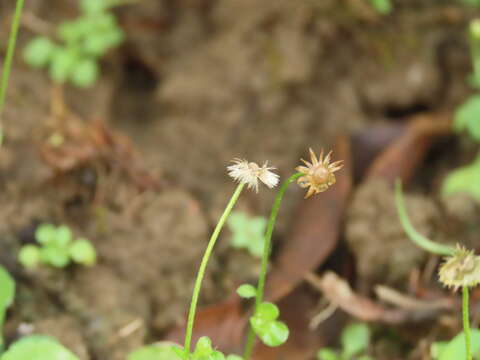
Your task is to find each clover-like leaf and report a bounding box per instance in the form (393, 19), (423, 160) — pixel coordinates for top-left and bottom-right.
(70, 238), (97, 266)
(35, 224), (57, 245)
(18, 245), (41, 269)
(256, 302), (279, 321)
(0, 335), (79, 360)
(250, 316), (289, 347)
(80, 0), (110, 15)
(127, 342), (183, 360)
(23, 37), (56, 68)
(49, 48), (79, 83)
(70, 58), (99, 88)
(40, 246), (70, 268)
(341, 323), (370, 358)
(236, 284), (256, 299)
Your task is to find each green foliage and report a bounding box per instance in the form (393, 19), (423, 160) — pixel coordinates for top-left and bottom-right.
(0, 335), (79, 360)
(431, 330), (480, 360)
(250, 302), (289, 347)
(453, 95), (480, 141)
(172, 337), (242, 360)
(0, 266), (15, 350)
(227, 211), (266, 258)
(462, 0), (480, 7)
(442, 155), (480, 202)
(236, 284), (257, 299)
(317, 323), (374, 360)
(367, 0), (392, 14)
(18, 224), (96, 269)
(23, 0), (124, 88)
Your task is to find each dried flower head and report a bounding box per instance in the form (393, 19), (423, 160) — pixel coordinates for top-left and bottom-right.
(227, 159), (279, 192)
(295, 148), (343, 198)
(439, 244), (480, 291)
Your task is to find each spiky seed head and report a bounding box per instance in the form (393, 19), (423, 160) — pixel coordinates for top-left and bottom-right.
(438, 244), (480, 291)
(295, 148), (343, 198)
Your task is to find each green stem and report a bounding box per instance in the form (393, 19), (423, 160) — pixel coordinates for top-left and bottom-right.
(243, 173), (302, 360)
(0, 0), (25, 138)
(184, 183), (245, 355)
(395, 179), (455, 256)
(464, 286), (472, 360)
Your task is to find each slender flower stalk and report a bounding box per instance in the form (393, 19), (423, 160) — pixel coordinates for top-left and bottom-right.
(0, 0), (25, 144)
(184, 158), (278, 355)
(243, 173), (302, 359)
(184, 183), (245, 354)
(395, 180), (455, 256)
(463, 286), (472, 360)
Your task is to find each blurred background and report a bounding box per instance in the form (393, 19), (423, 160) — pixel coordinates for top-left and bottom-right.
(0, 0), (479, 359)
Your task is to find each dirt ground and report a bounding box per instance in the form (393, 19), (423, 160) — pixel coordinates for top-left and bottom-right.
(0, 1), (479, 359)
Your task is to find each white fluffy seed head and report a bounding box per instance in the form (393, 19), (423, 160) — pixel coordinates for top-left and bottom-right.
(227, 159), (279, 192)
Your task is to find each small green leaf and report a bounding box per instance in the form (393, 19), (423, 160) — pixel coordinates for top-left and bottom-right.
(70, 58), (99, 88)
(437, 330), (480, 360)
(18, 245), (41, 269)
(431, 341), (448, 359)
(35, 224), (57, 245)
(49, 49), (79, 83)
(341, 323), (370, 358)
(237, 284), (256, 299)
(127, 342), (183, 360)
(250, 317), (289, 347)
(40, 246), (70, 268)
(317, 348), (339, 360)
(58, 20), (91, 43)
(69, 239), (97, 266)
(0, 266), (14, 310)
(0, 335), (79, 360)
(54, 225), (73, 247)
(442, 155), (480, 202)
(256, 302), (279, 321)
(23, 37), (56, 68)
(454, 95), (480, 141)
(227, 211), (266, 258)
(193, 336), (214, 356)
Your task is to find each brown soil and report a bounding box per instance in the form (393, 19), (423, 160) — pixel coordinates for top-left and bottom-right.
(0, 0), (479, 359)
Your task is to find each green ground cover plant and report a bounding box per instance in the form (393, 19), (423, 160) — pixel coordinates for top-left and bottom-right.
(317, 323), (374, 360)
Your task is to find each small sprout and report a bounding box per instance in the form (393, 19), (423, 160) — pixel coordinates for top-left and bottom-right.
(227, 159), (279, 192)
(23, 0), (124, 88)
(296, 148), (343, 198)
(439, 245), (480, 291)
(18, 224), (97, 269)
(237, 284), (257, 299)
(317, 323), (373, 360)
(227, 211), (266, 258)
(192, 337), (225, 359)
(250, 302), (289, 347)
(0, 335), (80, 360)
